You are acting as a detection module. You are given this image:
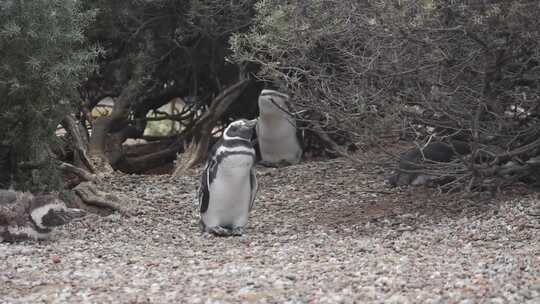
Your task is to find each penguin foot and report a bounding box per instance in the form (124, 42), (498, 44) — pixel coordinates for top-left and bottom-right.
(231, 227), (245, 236)
(258, 160), (293, 168)
(199, 219), (206, 234)
(207, 226), (233, 237)
(277, 160), (294, 167)
(258, 160), (278, 168)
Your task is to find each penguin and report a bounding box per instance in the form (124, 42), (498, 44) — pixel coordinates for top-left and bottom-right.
(255, 89), (303, 167)
(198, 118), (259, 236)
(0, 190), (86, 242)
(386, 140), (471, 187)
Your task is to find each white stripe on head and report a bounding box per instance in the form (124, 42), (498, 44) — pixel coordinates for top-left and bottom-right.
(222, 132), (251, 141)
(260, 89), (290, 100)
(222, 119), (253, 141)
(213, 145), (255, 160)
(30, 203), (65, 229)
(258, 90), (292, 119)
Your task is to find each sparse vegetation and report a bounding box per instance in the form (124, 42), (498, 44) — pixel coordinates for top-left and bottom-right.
(2, 0), (540, 190)
(1, 2), (540, 302)
(231, 0), (540, 191)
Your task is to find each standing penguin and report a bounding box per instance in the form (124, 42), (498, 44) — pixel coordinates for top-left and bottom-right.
(256, 89), (303, 166)
(198, 118), (258, 236)
(0, 190), (86, 242)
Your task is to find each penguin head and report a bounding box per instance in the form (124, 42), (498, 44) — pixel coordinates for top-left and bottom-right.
(223, 119), (258, 141)
(258, 89), (291, 116)
(385, 171), (418, 187)
(29, 194), (86, 229)
(385, 172), (399, 187)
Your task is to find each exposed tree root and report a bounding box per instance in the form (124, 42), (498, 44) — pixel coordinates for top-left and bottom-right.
(88, 155), (115, 177)
(58, 161), (97, 183)
(73, 182), (129, 216)
(61, 115), (95, 173)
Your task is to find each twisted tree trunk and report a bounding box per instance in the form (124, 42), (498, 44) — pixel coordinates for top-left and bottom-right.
(87, 81), (141, 173)
(172, 78), (250, 176)
(61, 115), (94, 173)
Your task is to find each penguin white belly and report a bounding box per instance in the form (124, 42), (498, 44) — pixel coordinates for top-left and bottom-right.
(203, 155), (253, 228)
(258, 118), (301, 164)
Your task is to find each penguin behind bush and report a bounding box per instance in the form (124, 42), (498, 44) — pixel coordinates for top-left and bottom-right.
(387, 140), (471, 187)
(255, 89), (303, 167)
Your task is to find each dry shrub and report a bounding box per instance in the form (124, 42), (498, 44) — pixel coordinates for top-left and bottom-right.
(232, 0), (540, 190)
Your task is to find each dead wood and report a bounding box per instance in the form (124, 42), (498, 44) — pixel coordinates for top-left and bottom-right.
(172, 78), (250, 176)
(73, 181), (128, 215)
(88, 80), (141, 167)
(58, 161), (97, 183)
(116, 140), (183, 174)
(61, 115), (95, 173)
(123, 138), (181, 158)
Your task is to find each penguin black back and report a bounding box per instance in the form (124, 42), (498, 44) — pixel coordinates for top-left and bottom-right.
(198, 118), (259, 236)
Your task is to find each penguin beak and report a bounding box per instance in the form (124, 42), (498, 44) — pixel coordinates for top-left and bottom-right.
(57, 208), (87, 225)
(245, 118), (258, 128)
(43, 208), (87, 227)
(64, 208), (87, 220)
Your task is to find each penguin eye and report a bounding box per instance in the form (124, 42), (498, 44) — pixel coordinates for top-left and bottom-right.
(228, 125), (238, 133)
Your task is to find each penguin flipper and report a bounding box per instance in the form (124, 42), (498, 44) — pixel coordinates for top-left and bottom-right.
(199, 160), (214, 214)
(252, 138), (262, 163)
(198, 170), (209, 214)
(296, 126), (305, 151)
(248, 167), (258, 211)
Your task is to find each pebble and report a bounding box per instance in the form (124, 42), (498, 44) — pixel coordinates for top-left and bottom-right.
(0, 159), (538, 303)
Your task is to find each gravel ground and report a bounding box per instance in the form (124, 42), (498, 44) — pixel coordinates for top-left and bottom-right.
(1, 157), (539, 303)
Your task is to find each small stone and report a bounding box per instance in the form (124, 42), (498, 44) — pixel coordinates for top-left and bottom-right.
(285, 274), (296, 281)
(387, 294), (410, 304)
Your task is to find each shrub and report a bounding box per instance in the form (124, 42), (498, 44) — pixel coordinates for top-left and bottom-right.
(0, 0), (98, 191)
(232, 0), (540, 190)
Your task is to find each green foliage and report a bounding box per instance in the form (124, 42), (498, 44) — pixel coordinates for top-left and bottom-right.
(78, 0), (260, 144)
(0, 0), (98, 191)
(84, 0), (257, 98)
